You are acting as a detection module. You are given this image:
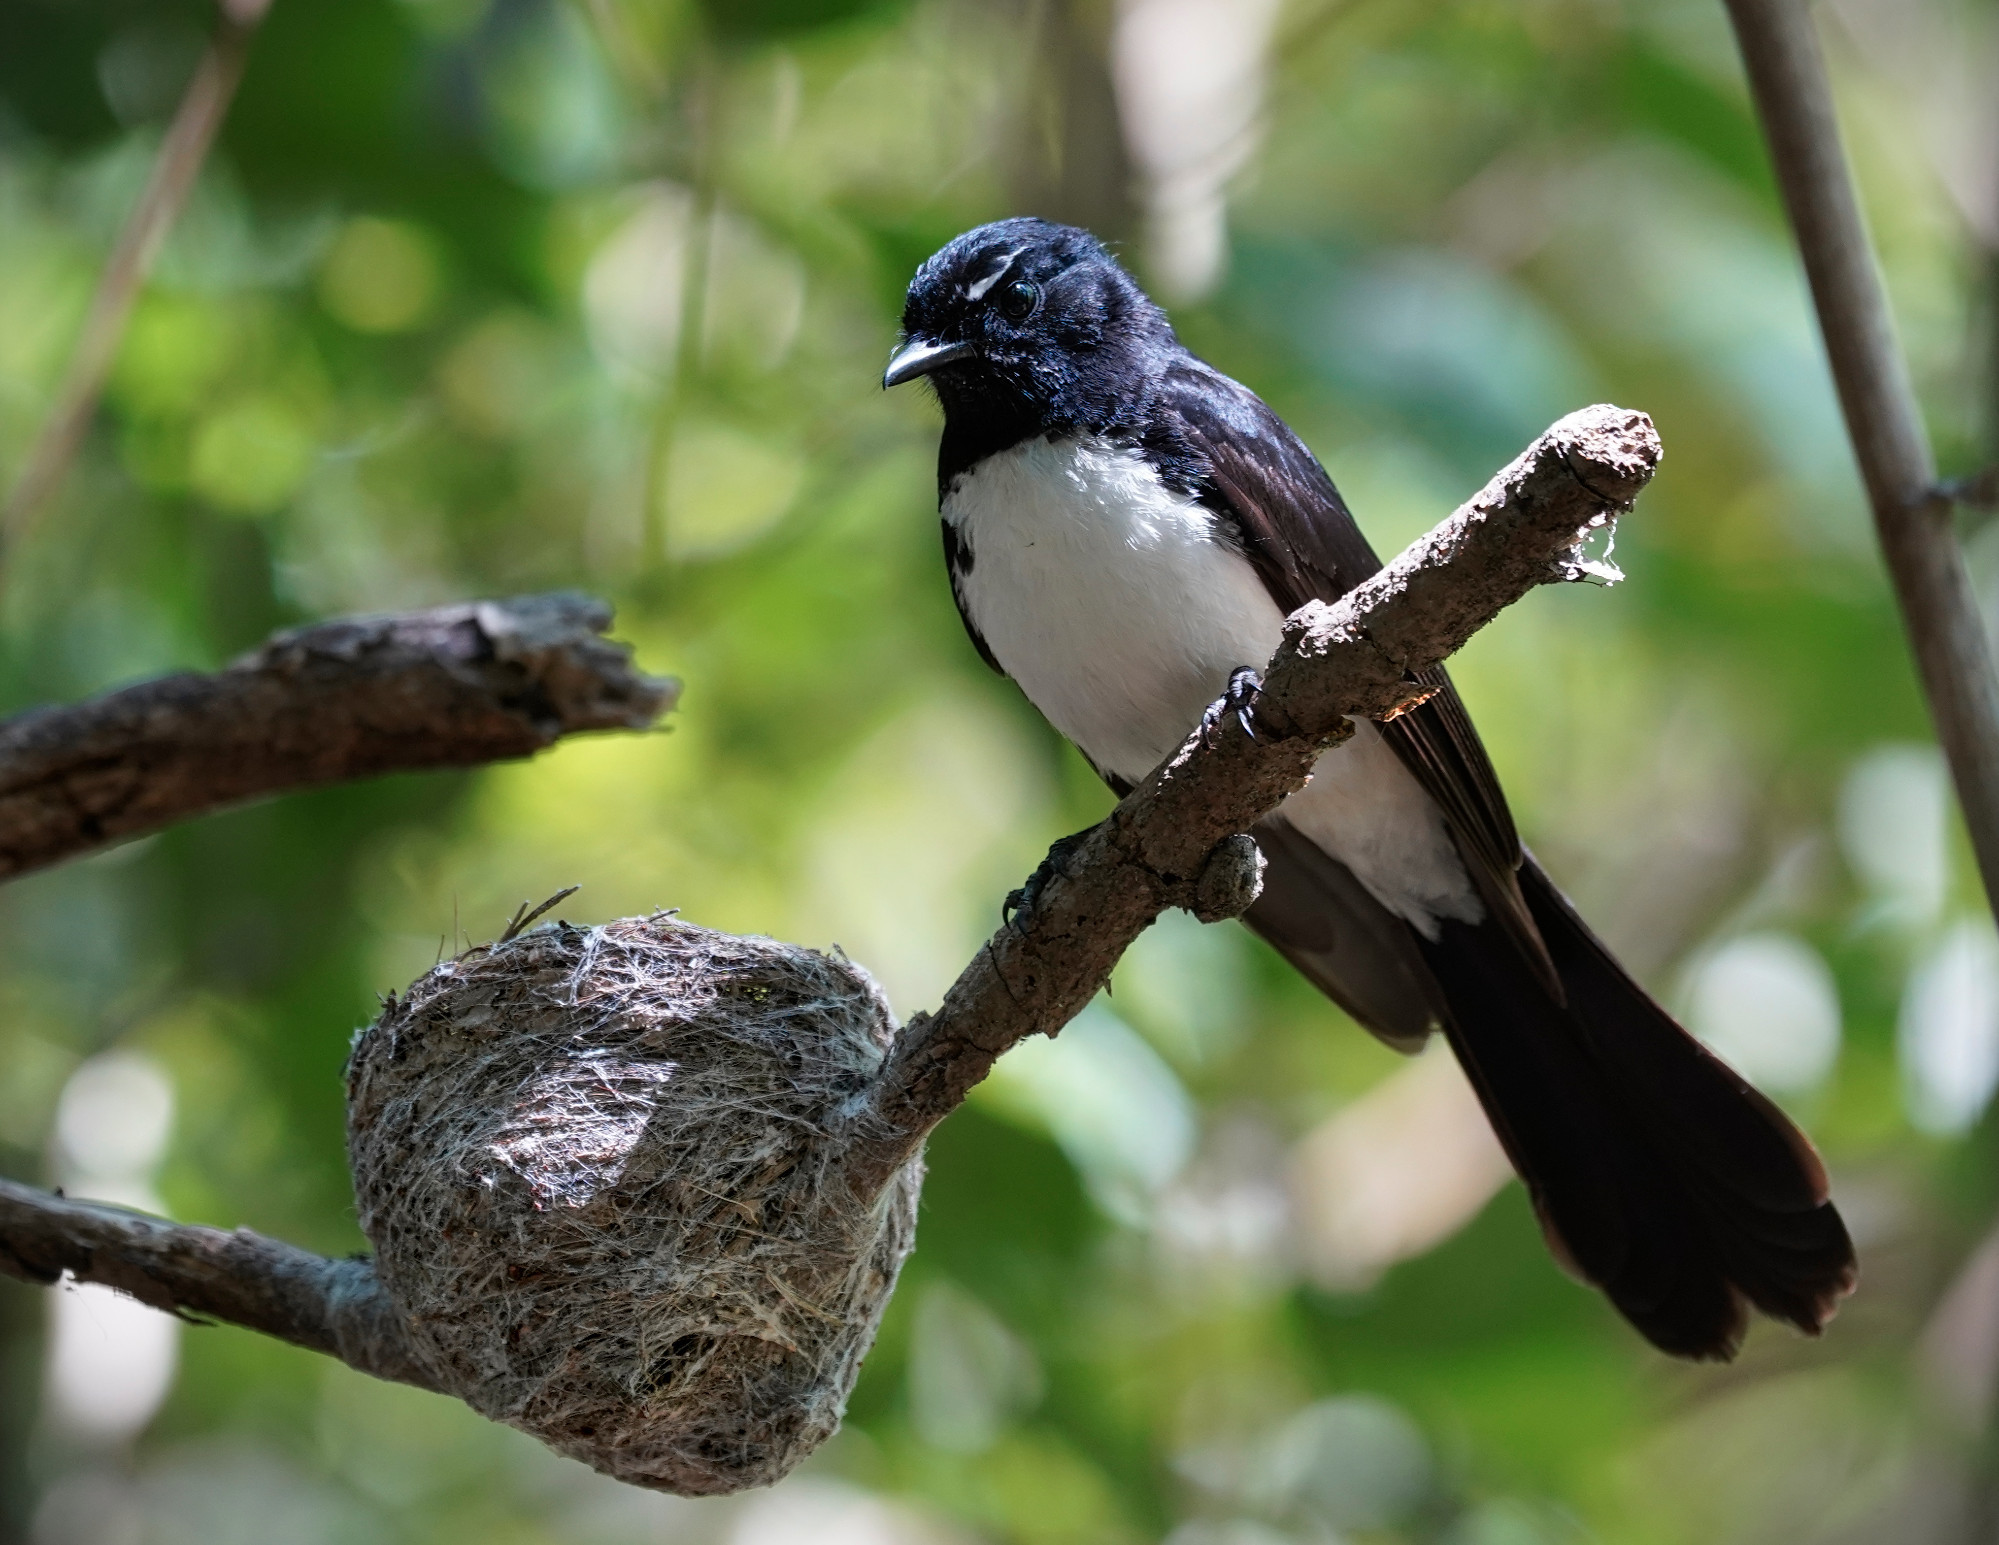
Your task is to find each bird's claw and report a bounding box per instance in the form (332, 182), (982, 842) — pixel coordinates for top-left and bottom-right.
(1003, 828), (1094, 930)
(1200, 666), (1265, 748)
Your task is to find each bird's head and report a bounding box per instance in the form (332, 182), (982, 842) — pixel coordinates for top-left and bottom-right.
(883, 218), (1172, 433)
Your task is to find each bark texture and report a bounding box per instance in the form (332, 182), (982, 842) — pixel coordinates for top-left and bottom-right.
(0, 1178), (433, 1388)
(0, 591), (677, 879)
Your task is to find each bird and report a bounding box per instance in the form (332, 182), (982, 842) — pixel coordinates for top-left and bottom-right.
(882, 216), (1856, 1360)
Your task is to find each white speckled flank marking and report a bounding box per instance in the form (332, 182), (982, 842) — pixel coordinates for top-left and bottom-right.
(943, 435), (1481, 936)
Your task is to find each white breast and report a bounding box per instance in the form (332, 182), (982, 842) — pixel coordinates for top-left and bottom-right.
(944, 435), (1482, 937)
(945, 435), (1277, 781)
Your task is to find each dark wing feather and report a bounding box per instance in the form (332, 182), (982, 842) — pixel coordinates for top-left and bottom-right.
(942, 518), (1004, 675)
(1246, 814), (1442, 1050)
(1151, 361), (1552, 990)
(1388, 670), (1518, 876)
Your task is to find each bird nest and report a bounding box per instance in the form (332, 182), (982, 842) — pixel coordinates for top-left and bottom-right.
(344, 913), (921, 1495)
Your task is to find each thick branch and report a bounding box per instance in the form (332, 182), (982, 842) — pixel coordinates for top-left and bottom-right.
(843, 405), (1660, 1194)
(1724, 0), (1999, 912)
(0, 592), (677, 880)
(0, 1179), (435, 1389)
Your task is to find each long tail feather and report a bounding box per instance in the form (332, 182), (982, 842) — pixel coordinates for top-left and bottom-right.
(1419, 857), (1856, 1359)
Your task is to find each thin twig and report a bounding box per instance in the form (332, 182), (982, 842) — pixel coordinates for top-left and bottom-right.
(0, 593), (676, 881)
(0, 0), (271, 556)
(1943, 466), (1999, 512)
(1723, 0), (1999, 911)
(0, 1178), (435, 1389)
(501, 885), (582, 942)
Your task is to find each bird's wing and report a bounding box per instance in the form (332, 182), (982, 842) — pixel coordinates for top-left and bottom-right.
(1153, 360), (1556, 994)
(941, 518), (1005, 674)
(1244, 814), (1443, 1049)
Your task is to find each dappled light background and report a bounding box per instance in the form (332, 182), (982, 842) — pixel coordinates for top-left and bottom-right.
(2, 0), (1998, 1541)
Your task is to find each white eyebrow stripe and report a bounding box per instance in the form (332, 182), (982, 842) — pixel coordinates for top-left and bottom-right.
(965, 249), (1025, 302)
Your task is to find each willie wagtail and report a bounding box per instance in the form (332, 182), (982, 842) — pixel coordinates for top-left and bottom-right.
(883, 217), (1855, 1359)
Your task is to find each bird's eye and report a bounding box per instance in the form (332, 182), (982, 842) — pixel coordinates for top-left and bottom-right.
(996, 280), (1039, 321)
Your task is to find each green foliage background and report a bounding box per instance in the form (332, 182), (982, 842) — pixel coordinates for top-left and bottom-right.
(2, 0), (1996, 1541)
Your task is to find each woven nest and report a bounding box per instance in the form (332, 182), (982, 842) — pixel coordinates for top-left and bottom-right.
(345, 914), (921, 1495)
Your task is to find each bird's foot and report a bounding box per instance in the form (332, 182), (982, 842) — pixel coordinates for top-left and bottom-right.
(1200, 666), (1265, 749)
(1004, 827), (1095, 930)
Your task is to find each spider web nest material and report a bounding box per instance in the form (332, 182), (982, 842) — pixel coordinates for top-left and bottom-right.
(345, 913), (921, 1495)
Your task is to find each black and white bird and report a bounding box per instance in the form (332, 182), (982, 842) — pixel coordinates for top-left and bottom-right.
(883, 216), (1855, 1360)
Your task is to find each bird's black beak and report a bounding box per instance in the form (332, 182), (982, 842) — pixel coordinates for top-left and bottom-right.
(882, 336), (974, 389)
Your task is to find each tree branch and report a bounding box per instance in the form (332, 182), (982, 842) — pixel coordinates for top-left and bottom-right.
(1723, 0), (1999, 912)
(1, 0), (273, 554)
(0, 592), (677, 880)
(0, 1178), (435, 1390)
(842, 404), (1659, 1194)
(0, 410), (1656, 1401)
(1945, 466), (1999, 513)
